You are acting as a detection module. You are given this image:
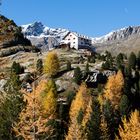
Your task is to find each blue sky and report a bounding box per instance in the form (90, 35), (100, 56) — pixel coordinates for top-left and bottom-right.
(1, 0), (140, 37)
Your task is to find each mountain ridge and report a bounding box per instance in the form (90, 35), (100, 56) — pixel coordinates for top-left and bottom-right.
(21, 22), (140, 54)
(21, 22), (69, 51)
(92, 25), (140, 43)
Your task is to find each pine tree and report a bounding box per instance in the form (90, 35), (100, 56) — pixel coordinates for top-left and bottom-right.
(137, 51), (140, 69)
(85, 62), (89, 73)
(116, 110), (140, 140)
(119, 94), (129, 116)
(103, 100), (115, 139)
(0, 73), (25, 140)
(74, 66), (82, 84)
(128, 52), (136, 69)
(11, 61), (24, 74)
(124, 65), (132, 77)
(116, 53), (124, 71)
(102, 60), (110, 70)
(116, 53), (123, 63)
(44, 51), (60, 77)
(85, 99), (101, 140)
(134, 70), (139, 90)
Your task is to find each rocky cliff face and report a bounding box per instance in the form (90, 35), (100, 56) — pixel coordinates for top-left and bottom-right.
(21, 22), (69, 51)
(92, 26), (140, 55)
(92, 26), (140, 43)
(28, 36), (59, 51)
(0, 15), (36, 57)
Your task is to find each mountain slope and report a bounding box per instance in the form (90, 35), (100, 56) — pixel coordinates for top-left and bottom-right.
(92, 26), (140, 55)
(21, 22), (69, 51)
(0, 15), (36, 57)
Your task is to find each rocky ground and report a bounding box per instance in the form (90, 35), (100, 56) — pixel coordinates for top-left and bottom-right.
(0, 48), (103, 94)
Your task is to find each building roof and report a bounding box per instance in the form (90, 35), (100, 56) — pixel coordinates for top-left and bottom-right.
(63, 31), (91, 40)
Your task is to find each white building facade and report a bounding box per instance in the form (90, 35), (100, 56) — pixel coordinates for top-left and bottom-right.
(61, 32), (92, 50)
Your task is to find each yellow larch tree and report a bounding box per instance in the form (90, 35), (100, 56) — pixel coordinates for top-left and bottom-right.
(66, 83), (90, 140)
(100, 115), (110, 140)
(70, 83), (86, 120)
(65, 119), (84, 140)
(42, 89), (57, 116)
(104, 70), (124, 109)
(40, 79), (57, 116)
(13, 80), (49, 140)
(115, 70), (124, 89)
(98, 94), (105, 111)
(13, 79), (58, 140)
(116, 110), (140, 140)
(44, 51), (60, 77)
(82, 97), (92, 128)
(41, 78), (57, 97)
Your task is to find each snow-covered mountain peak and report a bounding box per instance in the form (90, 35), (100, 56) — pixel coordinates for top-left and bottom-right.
(92, 26), (140, 44)
(21, 22), (69, 39)
(21, 22), (69, 51)
(22, 21), (45, 36)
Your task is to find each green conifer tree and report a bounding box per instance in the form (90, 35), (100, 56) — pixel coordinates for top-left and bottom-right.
(11, 61), (24, 74)
(74, 66), (81, 84)
(0, 73), (25, 140)
(137, 51), (140, 69)
(85, 62), (89, 73)
(119, 95), (129, 116)
(85, 99), (101, 140)
(128, 52), (136, 69)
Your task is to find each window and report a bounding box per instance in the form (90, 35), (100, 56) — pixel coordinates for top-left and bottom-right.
(81, 42), (83, 44)
(73, 42), (75, 44)
(73, 38), (75, 40)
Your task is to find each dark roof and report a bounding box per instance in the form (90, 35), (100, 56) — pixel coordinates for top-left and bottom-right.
(63, 31), (71, 40)
(63, 32), (91, 40)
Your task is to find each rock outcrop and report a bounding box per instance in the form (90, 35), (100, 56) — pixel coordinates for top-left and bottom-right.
(0, 15), (36, 57)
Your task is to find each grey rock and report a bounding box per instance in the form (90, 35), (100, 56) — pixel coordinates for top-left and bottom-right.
(0, 79), (7, 93)
(21, 22), (69, 51)
(92, 26), (140, 55)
